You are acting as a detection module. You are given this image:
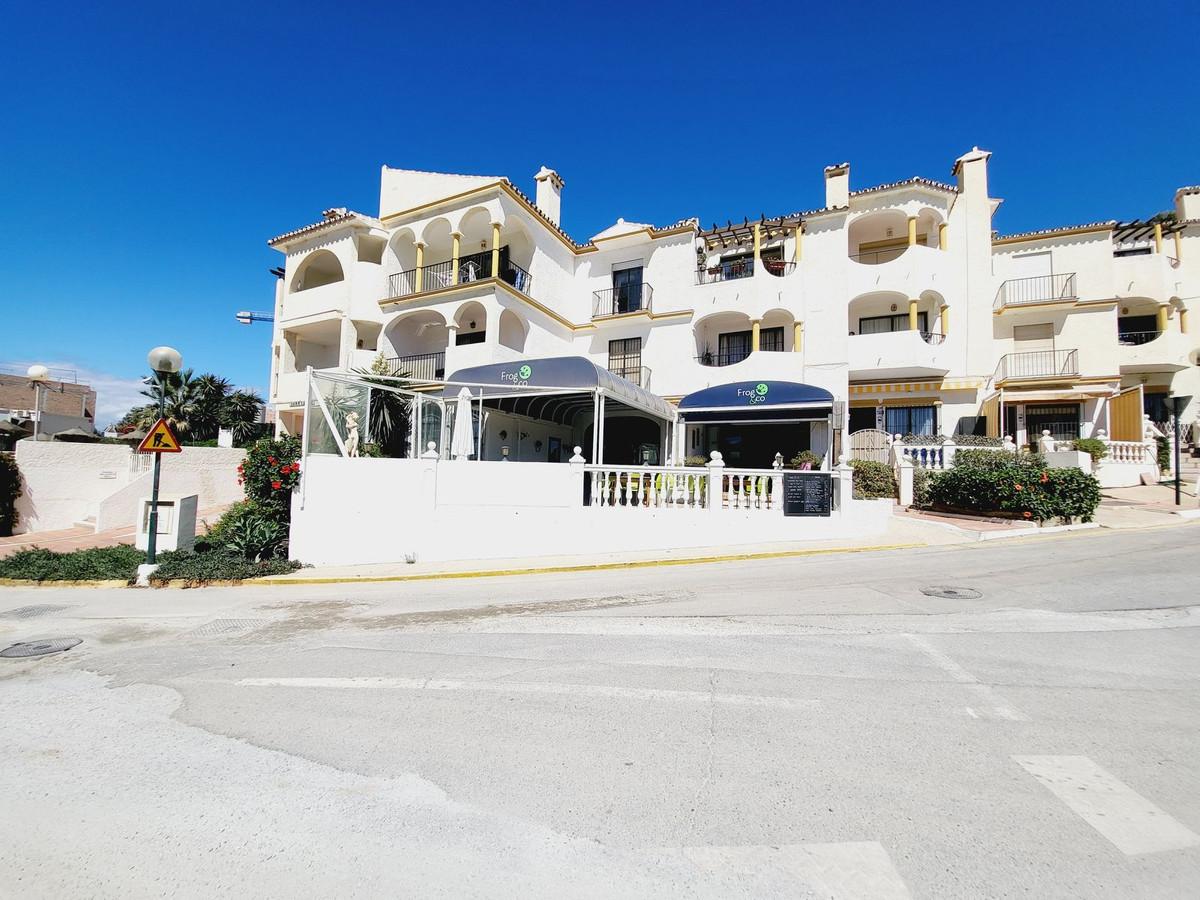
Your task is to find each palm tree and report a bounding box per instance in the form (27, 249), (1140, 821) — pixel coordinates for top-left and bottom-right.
(191, 374), (233, 440)
(353, 354), (411, 456)
(220, 389), (265, 444)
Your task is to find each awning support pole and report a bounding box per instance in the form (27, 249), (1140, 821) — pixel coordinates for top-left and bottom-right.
(598, 393), (606, 465)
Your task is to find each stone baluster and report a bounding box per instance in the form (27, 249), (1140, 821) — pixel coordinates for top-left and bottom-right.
(706, 451), (725, 513)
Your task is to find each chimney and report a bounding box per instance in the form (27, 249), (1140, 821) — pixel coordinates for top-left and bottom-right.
(824, 163), (850, 208)
(1176, 186), (1200, 222)
(534, 166), (564, 225)
(952, 146), (991, 197)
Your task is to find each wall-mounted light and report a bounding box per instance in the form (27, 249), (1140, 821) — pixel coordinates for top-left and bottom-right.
(499, 429), (508, 440)
(890, 303), (897, 312)
(886, 228), (893, 238)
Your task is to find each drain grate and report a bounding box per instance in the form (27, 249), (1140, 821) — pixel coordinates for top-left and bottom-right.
(920, 586), (983, 600)
(187, 618), (269, 638)
(1, 605), (72, 620)
(0, 638), (83, 658)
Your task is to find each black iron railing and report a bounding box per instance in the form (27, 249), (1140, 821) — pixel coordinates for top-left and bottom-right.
(697, 259), (754, 284)
(385, 247), (532, 299)
(920, 331), (946, 346)
(608, 365), (652, 388)
(761, 258), (797, 277)
(502, 260), (533, 295)
(697, 350), (751, 368)
(994, 349), (1079, 382)
(994, 272), (1077, 309)
(1118, 330), (1161, 346)
(850, 246), (907, 265)
(593, 283), (653, 317)
(386, 351), (445, 381)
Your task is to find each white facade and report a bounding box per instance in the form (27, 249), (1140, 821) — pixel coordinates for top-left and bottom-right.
(265, 152), (1200, 463)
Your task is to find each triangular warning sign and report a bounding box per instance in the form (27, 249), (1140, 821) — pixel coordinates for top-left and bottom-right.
(137, 418), (183, 453)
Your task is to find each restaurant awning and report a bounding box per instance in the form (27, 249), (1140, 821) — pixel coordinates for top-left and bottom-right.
(678, 380), (834, 423)
(444, 356), (676, 424)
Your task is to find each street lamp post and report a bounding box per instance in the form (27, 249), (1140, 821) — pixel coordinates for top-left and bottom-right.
(26, 365), (49, 440)
(144, 346), (182, 566)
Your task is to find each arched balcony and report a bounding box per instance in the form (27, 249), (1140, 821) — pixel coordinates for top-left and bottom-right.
(290, 249), (344, 292)
(695, 310), (796, 367)
(848, 208), (944, 265)
(381, 310), (449, 381)
(847, 290), (950, 380)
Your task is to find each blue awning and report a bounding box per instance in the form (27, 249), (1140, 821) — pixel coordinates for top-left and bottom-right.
(444, 356), (676, 421)
(678, 380), (834, 422)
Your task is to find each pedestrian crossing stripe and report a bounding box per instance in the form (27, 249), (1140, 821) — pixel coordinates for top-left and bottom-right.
(137, 418), (182, 453)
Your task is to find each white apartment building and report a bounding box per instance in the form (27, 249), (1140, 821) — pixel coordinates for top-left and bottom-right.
(266, 149), (1199, 468)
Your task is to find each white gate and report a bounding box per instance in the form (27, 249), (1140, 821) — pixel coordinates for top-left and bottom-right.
(849, 429), (891, 464)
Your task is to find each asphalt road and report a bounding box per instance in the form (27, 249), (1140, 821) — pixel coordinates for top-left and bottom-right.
(2, 526), (1199, 898)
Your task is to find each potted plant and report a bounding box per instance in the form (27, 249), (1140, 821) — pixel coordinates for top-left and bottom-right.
(789, 450), (823, 471)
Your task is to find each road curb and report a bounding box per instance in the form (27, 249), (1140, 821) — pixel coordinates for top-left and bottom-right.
(261, 542), (929, 586)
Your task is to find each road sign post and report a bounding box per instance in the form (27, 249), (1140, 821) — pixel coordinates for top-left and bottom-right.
(136, 412), (183, 564)
(1169, 396), (1191, 507)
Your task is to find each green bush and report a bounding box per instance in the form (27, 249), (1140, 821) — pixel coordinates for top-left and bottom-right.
(151, 550), (300, 586)
(789, 450), (823, 470)
(198, 500), (285, 560)
(0, 454), (21, 536)
(239, 436), (301, 524)
(1155, 435), (1171, 474)
(911, 467), (933, 509)
(952, 434), (1004, 447)
(850, 459), (896, 499)
(929, 455), (1100, 523)
(0, 545), (143, 581)
(898, 433), (945, 446)
(1071, 437), (1107, 463)
(952, 448), (1021, 471)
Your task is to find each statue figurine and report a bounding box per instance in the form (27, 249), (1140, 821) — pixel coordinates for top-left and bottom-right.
(345, 411), (360, 458)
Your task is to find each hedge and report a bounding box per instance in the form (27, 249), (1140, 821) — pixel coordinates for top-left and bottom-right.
(928, 453), (1100, 523)
(150, 550), (301, 586)
(0, 453), (21, 536)
(850, 459), (896, 499)
(0, 545), (143, 582)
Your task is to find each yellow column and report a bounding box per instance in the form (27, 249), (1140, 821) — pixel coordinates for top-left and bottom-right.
(793, 321), (803, 352)
(751, 318), (761, 352)
(450, 232), (461, 285)
(490, 222), (501, 277)
(793, 225), (802, 263)
(1153, 222), (1163, 255)
(753, 223), (762, 266)
(1180, 308), (1189, 334)
(940, 305), (949, 337)
(938, 222), (948, 250)
(414, 242), (425, 293)
(907, 215), (918, 246)
(908, 298), (919, 331)
(1173, 229), (1182, 261)
(1157, 303), (1169, 334)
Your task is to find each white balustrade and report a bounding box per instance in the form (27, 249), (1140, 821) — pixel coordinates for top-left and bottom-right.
(583, 461), (784, 513)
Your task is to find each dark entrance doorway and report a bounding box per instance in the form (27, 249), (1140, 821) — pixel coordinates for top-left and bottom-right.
(703, 422), (810, 468)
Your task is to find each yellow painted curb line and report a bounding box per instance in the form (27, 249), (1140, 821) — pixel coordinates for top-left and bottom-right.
(262, 542), (927, 586)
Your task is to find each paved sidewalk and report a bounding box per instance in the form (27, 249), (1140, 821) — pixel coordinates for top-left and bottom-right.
(0, 505), (230, 559)
(1094, 482), (1200, 529)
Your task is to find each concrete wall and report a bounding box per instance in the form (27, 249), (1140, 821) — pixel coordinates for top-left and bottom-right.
(288, 454), (893, 566)
(14, 441), (245, 533)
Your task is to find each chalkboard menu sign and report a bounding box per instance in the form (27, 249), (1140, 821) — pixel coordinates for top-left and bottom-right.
(783, 472), (832, 517)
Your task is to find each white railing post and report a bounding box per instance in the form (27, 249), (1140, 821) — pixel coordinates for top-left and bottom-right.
(569, 445), (586, 507)
(420, 440), (439, 512)
(897, 456), (914, 507)
(706, 451), (725, 514)
(835, 453), (854, 514)
(1003, 434), (1017, 454)
(942, 437), (956, 469)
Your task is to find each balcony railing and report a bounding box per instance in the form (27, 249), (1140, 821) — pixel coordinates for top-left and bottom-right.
(761, 258), (796, 277)
(993, 273), (1077, 310)
(386, 249), (532, 300)
(850, 246), (907, 265)
(593, 283), (653, 317)
(1118, 330), (1161, 346)
(697, 350), (752, 368)
(608, 365), (651, 388)
(920, 330), (946, 346)
(697, 259), (754, 284)
(994, 349), (1079, 382)
(385, 351), (445, 382)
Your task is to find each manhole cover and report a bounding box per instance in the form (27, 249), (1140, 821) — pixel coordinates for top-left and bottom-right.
(0, 638), (83, 658)
(920, 586), (982, 600)
(1, 605), (72, 620)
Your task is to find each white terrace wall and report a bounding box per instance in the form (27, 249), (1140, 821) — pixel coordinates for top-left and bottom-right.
(14, 441), (245, 533)
(289, 454), (893, 567)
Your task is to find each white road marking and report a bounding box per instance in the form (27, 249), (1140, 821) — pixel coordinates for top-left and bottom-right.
(1013, 755), (1200, 856)
(650, 842), (912, 899)
(236, 677), (817, 710)
(904, 634), (1029, 721)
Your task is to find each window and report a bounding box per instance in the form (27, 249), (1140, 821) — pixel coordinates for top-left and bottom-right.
(608, 337), (643, 385)
(885, 406), (936, 436)
(1118, 314), (1158, 345)
(456, 330), (485, 346)
(759, 326), (784, 352)
(858, 313), (927, 335)
(717, 330), (752, 366)
(611, 265), (645, 313)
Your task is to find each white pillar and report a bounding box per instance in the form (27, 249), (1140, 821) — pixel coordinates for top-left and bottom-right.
(706, 450), (725, 514)
(897, 456), (914, 507)
(835, 453), (853, 514)
(569, 445), (586, 507)
(597, 394), (606, 464)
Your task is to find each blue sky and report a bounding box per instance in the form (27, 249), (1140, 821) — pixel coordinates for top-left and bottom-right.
(2, 0), (1197, 424)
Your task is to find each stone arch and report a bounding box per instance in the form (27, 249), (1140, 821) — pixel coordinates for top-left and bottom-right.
(847, 210), (910, 264)
(847, 291), (910, 335)
(290, 249), (344, 293)
(454, 300), (488, 345)
(498, 308), (527, 352)
(382, 309), (449, 360)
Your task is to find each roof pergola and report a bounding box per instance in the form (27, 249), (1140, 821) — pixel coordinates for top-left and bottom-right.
(1113, 218), (1184, 243)
(699, 214), (805, 253)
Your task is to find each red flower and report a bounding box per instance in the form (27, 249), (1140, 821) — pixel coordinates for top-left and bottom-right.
(1040, 472), (1049, 483)
(268, 456), (276, 465)
(271, 481), (282, 490)
(1023, 511), (1032, 518)
(1014, 484), (1023, 491)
